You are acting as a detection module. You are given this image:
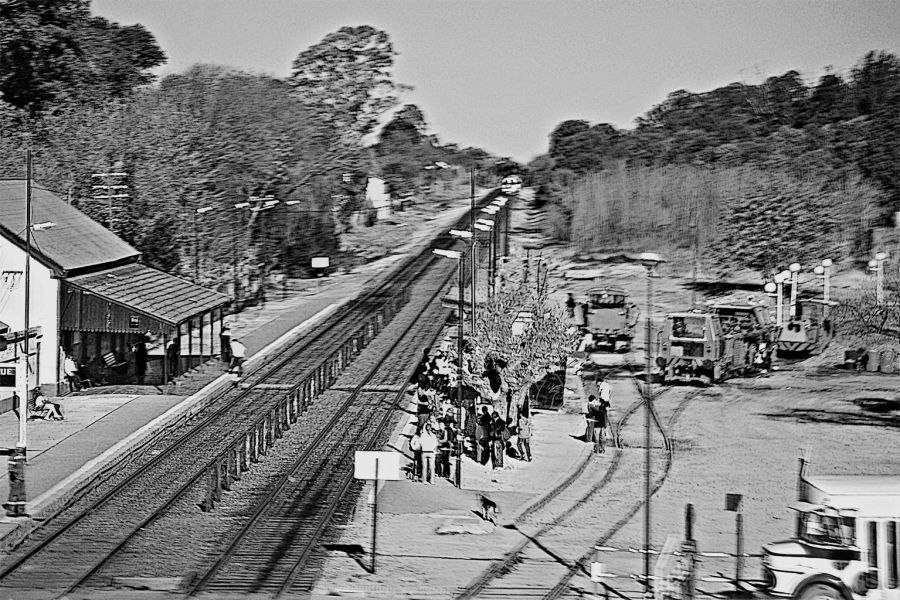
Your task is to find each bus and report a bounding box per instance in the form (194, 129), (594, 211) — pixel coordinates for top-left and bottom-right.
(761, 459), (900, 600)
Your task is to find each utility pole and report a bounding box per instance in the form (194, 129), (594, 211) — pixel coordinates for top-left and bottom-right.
(469, 169), (476, 334)
(91, 170), (128, 234)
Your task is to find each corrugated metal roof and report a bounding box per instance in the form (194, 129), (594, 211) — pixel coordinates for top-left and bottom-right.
(66, 263), (230, 327)
(0, 180), (139, 274)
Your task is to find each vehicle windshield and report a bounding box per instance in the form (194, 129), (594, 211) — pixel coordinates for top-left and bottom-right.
(591, 293), (625, 308)
(799, 511), (855, 546)
(670, 316), (706, 340)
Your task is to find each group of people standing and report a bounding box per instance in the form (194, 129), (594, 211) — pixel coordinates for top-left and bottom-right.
(405, 346), (537, 483)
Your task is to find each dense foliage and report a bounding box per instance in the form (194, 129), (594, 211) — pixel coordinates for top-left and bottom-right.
(0, 8), (507, 299)
(534, 51), (900, 275)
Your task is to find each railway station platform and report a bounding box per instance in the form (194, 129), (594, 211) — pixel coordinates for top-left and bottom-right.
(0, 196), (476, 554)
(0, 258), (407, 551)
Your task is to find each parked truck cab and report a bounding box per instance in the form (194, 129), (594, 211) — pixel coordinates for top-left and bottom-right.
(762, 462), (900, 600)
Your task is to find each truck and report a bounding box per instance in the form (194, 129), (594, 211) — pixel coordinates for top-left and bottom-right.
(776, 298), (837, 357)
(584, 287), (638, 353)
(657, 302), (776, 384)
(760, 459), (900, 600)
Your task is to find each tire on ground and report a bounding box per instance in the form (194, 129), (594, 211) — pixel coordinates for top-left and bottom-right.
(797, 583), (842, 600)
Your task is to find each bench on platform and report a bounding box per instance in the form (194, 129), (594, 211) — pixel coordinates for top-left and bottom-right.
(102, 352), (127, 370)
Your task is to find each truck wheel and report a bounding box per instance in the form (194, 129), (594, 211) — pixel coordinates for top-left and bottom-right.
(797, 583), (842, 600)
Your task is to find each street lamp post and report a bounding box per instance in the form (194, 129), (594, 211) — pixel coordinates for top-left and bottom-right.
(480, 205), (500, 295)
(193, 206), (213, 282)
(249, 195), (277, 306)
(434, 248), (465, 488)
(233, 202), (251, 310)
(476, 217), (495, 297)
(788, 263), (802, 318)
(869, 252), (887, 305)
(639, 252), (665, 597)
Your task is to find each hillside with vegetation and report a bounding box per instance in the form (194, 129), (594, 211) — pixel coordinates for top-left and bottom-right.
(531, 51), (900, 276)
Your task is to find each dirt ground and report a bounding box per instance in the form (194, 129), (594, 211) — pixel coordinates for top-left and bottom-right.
(311, 204), (900, 599)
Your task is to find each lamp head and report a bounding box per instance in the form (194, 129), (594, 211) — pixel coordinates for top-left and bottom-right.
(813, 265), (825, 275)
(868, 259), (878, 269)
(876, 252), (887, 261)
(764, 282), (777, 294)
(821, 258), (833, 268)
(637, 252), (665, 267)
(433, 249), (462, 260)
(789, 263), (801, 273)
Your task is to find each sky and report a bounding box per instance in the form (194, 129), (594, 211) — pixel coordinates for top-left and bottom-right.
(92, 0), (900, 164)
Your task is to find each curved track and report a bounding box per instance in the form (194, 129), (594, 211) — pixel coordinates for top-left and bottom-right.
(454, 383), (700, 600)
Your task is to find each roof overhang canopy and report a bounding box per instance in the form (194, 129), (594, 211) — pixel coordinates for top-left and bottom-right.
(62, 264), (230, 333)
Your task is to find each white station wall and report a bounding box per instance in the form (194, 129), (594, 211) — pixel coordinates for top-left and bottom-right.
(0, 233), (60, 388)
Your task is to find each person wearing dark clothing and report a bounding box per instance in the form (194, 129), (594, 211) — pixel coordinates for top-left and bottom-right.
(411, 347), (431, 384)
(591, 399), (609, 454)
(566, 293), (576, 319)
(585, 394), (598, 443)
(476, 406), (492, 465)
(132, 336), (148, 385)
(166, 338), (180, 381)
(580, 302), (589, 325)
(490, 411), (507, 469)
(220, 325), (232, 363)
(483, 360), (503, 402)
(437, 419), (454, 478)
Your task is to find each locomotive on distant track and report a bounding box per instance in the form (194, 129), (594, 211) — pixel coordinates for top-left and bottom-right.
(657, 302), (777, 384)
(500, 174), (523, 195)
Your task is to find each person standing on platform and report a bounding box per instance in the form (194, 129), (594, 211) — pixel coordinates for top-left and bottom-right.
(437, 418), (454, 478)
(597, 371), (612, 408)
(490, 411), (507, 469)
(517, 411), (533, 462)
(476, 405), (492, 465)
(63, 352), (83, 392)
(566, 293), (576, 319)
(418, 424), (439, 484)
(132, 335), (148, 385)
(230, 338), (247, 377)
(166, 337), (180, 381)
(591, 397), (609, 454)
(220, 324), (232, 364)
(585, 394), (598, 443)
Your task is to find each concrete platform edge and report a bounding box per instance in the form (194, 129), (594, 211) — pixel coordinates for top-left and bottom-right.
(0, 302), (345, 553)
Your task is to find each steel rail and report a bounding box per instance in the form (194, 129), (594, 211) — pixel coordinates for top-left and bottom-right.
(0, 257), (426, 588)
(453, 391), (650, 600)
(188, 243), (459, 596)
(541, 390), (695, 600)
(0, 187), (503, 595)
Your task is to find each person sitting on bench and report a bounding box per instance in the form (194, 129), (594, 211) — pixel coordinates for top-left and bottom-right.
(30, 387), (63, 420)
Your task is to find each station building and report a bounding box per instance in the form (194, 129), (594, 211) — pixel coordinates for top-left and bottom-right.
(0, 179), (230, 396)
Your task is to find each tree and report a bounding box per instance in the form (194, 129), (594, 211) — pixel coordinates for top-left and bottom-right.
(0, 0), (165, 113)
(288, 25), (410, 144)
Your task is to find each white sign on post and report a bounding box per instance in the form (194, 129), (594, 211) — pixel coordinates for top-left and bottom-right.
(590, 562), (609, 582)
(354, 451), (401, 481)
(311, 257), (330, 270)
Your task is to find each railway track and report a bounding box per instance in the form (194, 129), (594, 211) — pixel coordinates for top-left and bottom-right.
(187, 251), (454, 597)
(0, 191), (503, 597)
(454, 383), (700, 600)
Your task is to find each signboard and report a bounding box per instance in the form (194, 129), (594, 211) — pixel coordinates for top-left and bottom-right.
(0, 366), (14, 388)
(129, 316), (141, 329)
(311, 257), (330, 269)
(590, 562), (608, 582)
(353, 451), (401, 481)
